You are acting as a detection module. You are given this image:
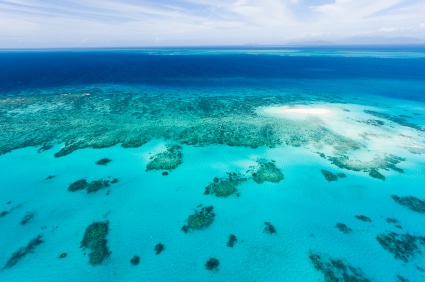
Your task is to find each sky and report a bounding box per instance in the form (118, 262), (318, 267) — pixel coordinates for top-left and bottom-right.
(0, 0), (424, 48)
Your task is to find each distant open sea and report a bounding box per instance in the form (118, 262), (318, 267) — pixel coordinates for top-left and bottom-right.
(1, 46), (425, 281)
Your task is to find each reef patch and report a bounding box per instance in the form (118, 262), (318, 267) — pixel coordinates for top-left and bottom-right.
(204, 173), (246, 197)
(146, 145), (183, 172)
(182, 206), (215, 232)
(250, 159), (284, 184)
(2, 235), (43, 269)
(81, 221), (111, 265)
(392, 195), (425, 214)
(376, 231), (425, 262)
(309, 251), (371, 282)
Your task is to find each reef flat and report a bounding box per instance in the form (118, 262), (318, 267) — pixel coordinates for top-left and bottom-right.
(1, 86), (423, 182)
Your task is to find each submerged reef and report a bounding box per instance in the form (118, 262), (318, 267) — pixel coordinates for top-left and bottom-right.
(154, 243), (165, 255)
(251, 159), (284, 184)
(96, 158), (111, 165)
(263, 222), (277, 234)
(328, 154), (405, 180)
(392, 195), (425, 214)
(355, 215), (372, 222)
(182, 206), (215, 232)
(376, 231), (425, 262)
(81, 221), (111, 265)
(309, 251), (371, 282)
(146, 145), (183, 172)
(205, 258), (219, 271)
(364, 110), (425, 132)
(321, 169), (346, 182)
(335, 223), (352, 234)
(2, 235), (43, 269)
(227, 234), (238, 247)
(204, 173), (246, 197)
(68, 178), (117, 193)
(130, 255), (140, 265)
(20, 211), (35, 225)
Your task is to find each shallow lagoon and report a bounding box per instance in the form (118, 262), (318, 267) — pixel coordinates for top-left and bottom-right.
(1, 48), (425, 281)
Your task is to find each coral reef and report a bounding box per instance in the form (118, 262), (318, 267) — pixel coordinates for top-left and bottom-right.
(392, 195), (425, 214)
(81, 221), (110, 265)
(227, 234), (238, 247)
(20, 211), (35, 225)
(328, 154), (405, 180)
(264, 222), (277, 234)
(154, 243), (165, 255)
(335, 223), (352, 234)
(204, 173), (246, 197)
(309, 251), (371, 282)
(364, 110), (424, 132)
(68, 179), (88, 192)
(251, 159), (284, 184)
(369, 169), (385, 180)
(182, 206), (215, 232)
(0, 92), (364, 158)
(355, 215), (372, 222)
(130, 255), (140, 265)
(205, 258), (219, 271)
(2, 235), (43, 269)
(320, 169), (346, 182)
(96, 158), (111, 165)
(146, 145), (183, 171)
(68, 178), (117, 193)
(376, 231), (425, 262)
(86, 180), (111, 194)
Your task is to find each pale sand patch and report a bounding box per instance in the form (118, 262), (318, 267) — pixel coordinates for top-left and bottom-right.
(260, 106), (331, 116)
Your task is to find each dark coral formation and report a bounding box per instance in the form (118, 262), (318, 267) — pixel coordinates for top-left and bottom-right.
(1, 204), (21, 219)
(146, 145), (183, 171)
(335, 223), (352, 234)
(397, 275), (410, 282)
(182, 206), (215, 232)
(320, 169), (346, 182)
(154, 243), (165, 255)
(361, 119), (385, 127)
(96, 158), (111, 165)
(130, 255), (140, 265)
(263, 222), (277, 234)
(20, 211), (35, 225)
(81, 221), (111, 265)
(68, 179), (89, 192)
(365, 110), (424, 132)
(227, 234), (238, 247)
(355, 215), (372, 222)
(2, 235), (43, 269)
(86, 180), (112, 194)
(309, 251), (371, 282)
(205, 258), (219, 271)
(376, 231), (425, 262)
(369, 169), (385, 181)
(251, 159), (284, 184)
(392, 195), (425, 214)
(204, 173), (246, 197)
(68, 178), (117, 193)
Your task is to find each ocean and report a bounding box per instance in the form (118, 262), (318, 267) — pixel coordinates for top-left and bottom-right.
(0, 46), (425, 281)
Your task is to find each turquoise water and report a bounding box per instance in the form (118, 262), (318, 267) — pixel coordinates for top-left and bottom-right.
(1, 47), (425, 281)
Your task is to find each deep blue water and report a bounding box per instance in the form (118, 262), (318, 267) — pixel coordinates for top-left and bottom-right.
(1, 47), (424, 94)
